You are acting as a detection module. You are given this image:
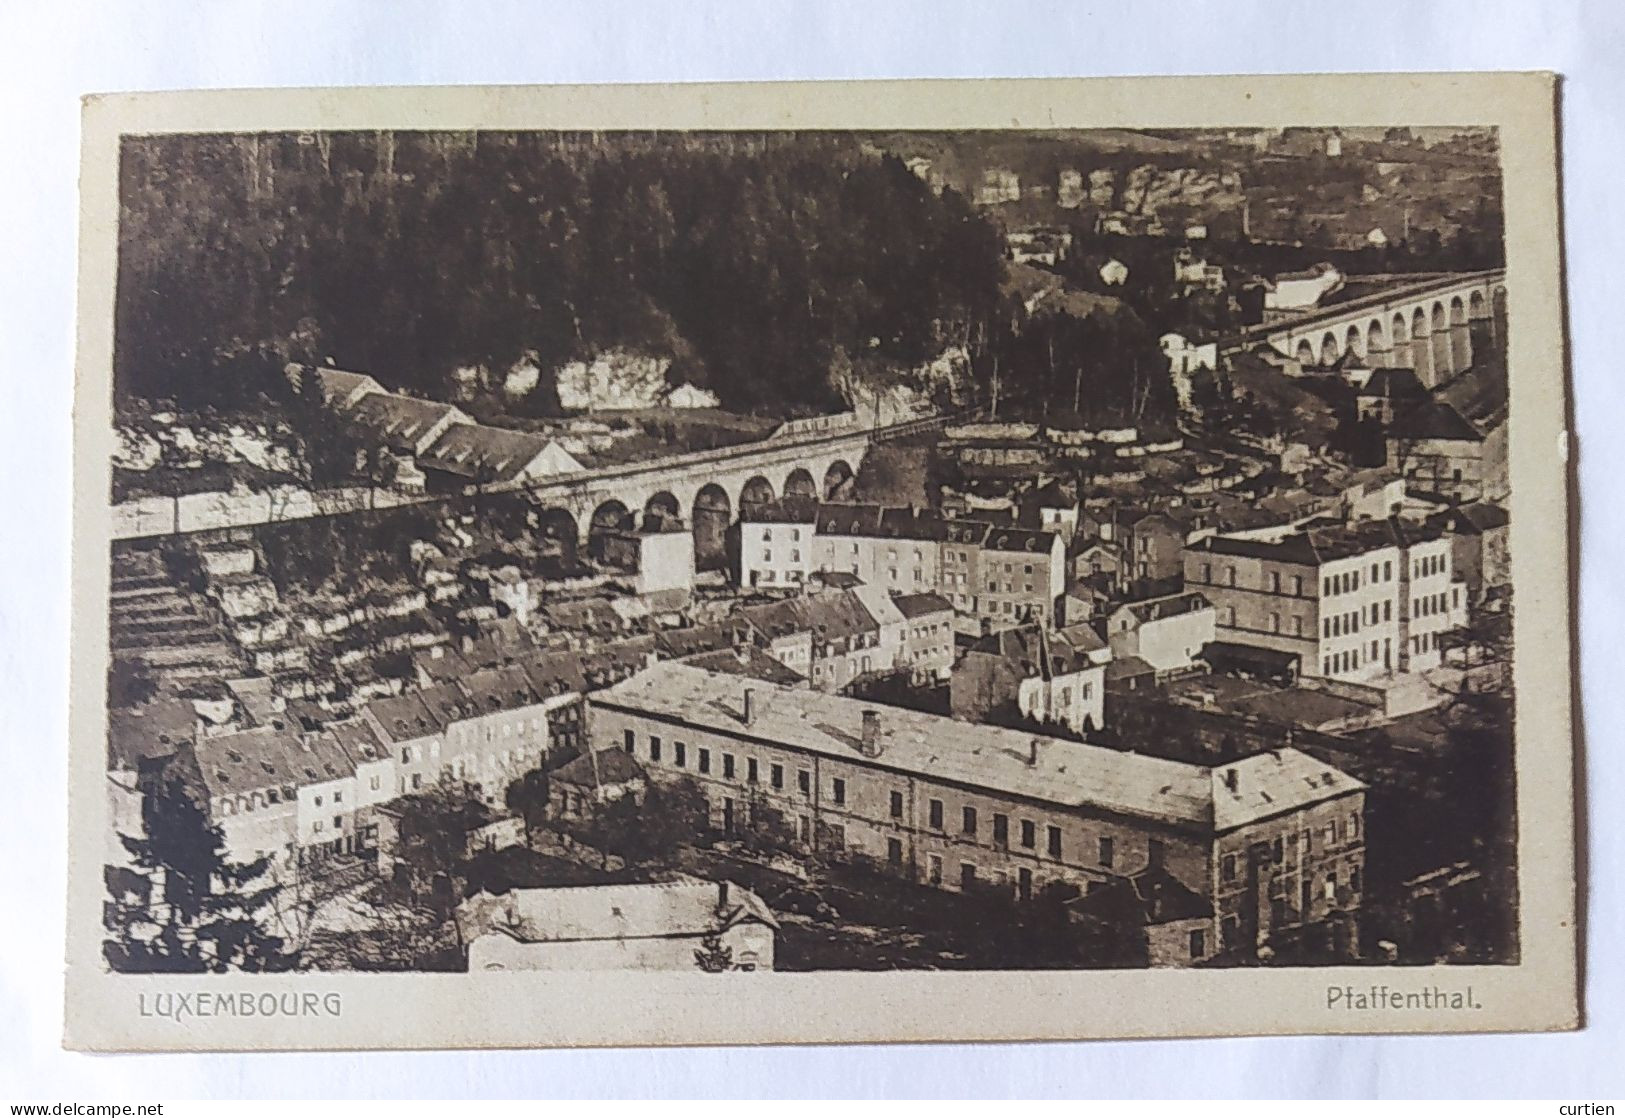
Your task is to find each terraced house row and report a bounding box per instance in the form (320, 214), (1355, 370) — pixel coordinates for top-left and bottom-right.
(589, 661), (1367, 964)
(179, 658), (579, 864)
(738, 498), (1066, 631)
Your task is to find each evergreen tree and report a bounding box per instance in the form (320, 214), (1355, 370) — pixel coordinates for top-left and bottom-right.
(103, 768), (293, 973)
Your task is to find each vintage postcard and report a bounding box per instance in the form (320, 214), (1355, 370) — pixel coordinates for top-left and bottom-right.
(67, 74), (1576, 1050)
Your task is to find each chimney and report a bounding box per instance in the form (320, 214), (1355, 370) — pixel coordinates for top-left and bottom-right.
(716, 880), (731, 915)
(742, 688), (755, 726)
(1027, 736), (1042, 767)
(1223, 768), (1239, 792)
(860, 709), (881, 757)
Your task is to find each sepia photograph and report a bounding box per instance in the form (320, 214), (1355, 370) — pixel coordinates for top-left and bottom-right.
(63, 75), (1575, 1049)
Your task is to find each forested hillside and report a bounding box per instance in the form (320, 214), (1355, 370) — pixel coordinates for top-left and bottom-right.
(114, 131), (1007, 417)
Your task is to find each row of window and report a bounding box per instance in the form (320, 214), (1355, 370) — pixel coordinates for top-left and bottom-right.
(1413, 553), (1447, 578)
(1323, 599), (1393, 637)
(1218, 815), (1361, 882)
(626, 727), (1144, 866)
(1413, 590), (1456, 617)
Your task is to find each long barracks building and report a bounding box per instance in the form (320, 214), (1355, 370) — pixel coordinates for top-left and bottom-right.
(589, 661), (1367, 962)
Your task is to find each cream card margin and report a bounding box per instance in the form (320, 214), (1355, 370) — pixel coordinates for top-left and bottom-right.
(65, 73), (1576, 1050)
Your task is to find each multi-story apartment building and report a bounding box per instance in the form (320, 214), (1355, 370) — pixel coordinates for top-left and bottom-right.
(810, 503), (944, 596)
(1184, 516), (1467, 681)
(951, 623), (1109, 733)
(1386, 400), (1489, 503)
(1104, 592), (1216, 675)
(363, 684), (457, 796)
(894, 592), (956, 682)
(446, 666), (554, 795)
(590, 662), (1365, 963)
(975, 526), (1066, 630)
(741, 501), (1065, 633)
(737, 498), (817, 590)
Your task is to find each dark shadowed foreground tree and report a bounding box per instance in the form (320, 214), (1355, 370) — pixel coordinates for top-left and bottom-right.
(390, 778), (492, 921)
(504, 767), (552, 847)
(103, 768), (293, 973)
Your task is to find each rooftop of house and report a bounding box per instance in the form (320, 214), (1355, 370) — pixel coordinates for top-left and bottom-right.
(1191, 515), (1442, 567)
(551, 746), (647, 789)
(461, 664), (545, 715)
(107, 698), (198, 771)
(1116, 592), (1215, 625)
(463, 877), (777, 945)
(683, 645), (808, 687)
(655, 621), (756, 661)
(1358, 368), (1427, 400)
(304, 364), (382, 406)
(192, 723), (357, 799)
(1427, 501), (1510, 535)
(522, 649), (589, 698)
(802, 590), (880, 645)
(314, 717), (387, 765)
(421, 424), (580, 483)
(1068, 864), (1214, 926)
(365, 682), (465, 742)
(741, 497), (821, 525)
(1388, 400), (1485, 443)
(965, 624), (1106, 678)
(345, 391), (467, 449)
(980, 526), (1061, 556)
(738, 598), (814, 641)
(1026, 478), (1078, 510)
(577, 636), (656, 689)
(1105, 654), (1157, 683)
(1056, 622), (1109, 654)
(595, 662), (1361, 832)
(893, 591), (955, 620)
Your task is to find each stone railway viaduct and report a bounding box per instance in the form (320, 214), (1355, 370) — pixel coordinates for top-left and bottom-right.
(1226, 269), (1507, 388)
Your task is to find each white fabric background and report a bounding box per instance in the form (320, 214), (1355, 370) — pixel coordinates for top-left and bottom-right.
(0, 0), (1618, 1099)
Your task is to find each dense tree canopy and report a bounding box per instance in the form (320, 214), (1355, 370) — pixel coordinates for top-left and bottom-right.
(115, 132), (1006, 417)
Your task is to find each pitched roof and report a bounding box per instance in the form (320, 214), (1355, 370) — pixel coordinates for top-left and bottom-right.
(522, 649), (588, 698)
(365, 682), (467, 742)
(893, 592), (954, 619)
(1190, 516), (1440, 566)
(315, 718), (387, 765)
(683, 646), (807, 687)
(1117, 592), (1214, 625)
(461, 665), (545, 714)
(552, 746), (647, 789)
(942, 519), (993, 546)
(966, 624), (1101, 678)
(345, 392), (466, 450)
(1358, 368), (1426, 400)
(1068, 865), (1213, 926)
(1389, 400), (1484, 443)
(306, 365), (382, 406)
(740, 497), (820, 524)
(466, 878), (777, 945)
(1105, 655), (1157, 682)
(421, 424), (581, 483)
(980, 526), (1060, 555)
(596, 663), (1359, 832)
(107, 699), (197, 771)
(1428, 502), (1510, 535)
(655, 621), (755, 660)
(803, 590), (879, 644)
(814, 503), (884, 537)
(738, 598), (813, 641)
(193, 724), (357, 799)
